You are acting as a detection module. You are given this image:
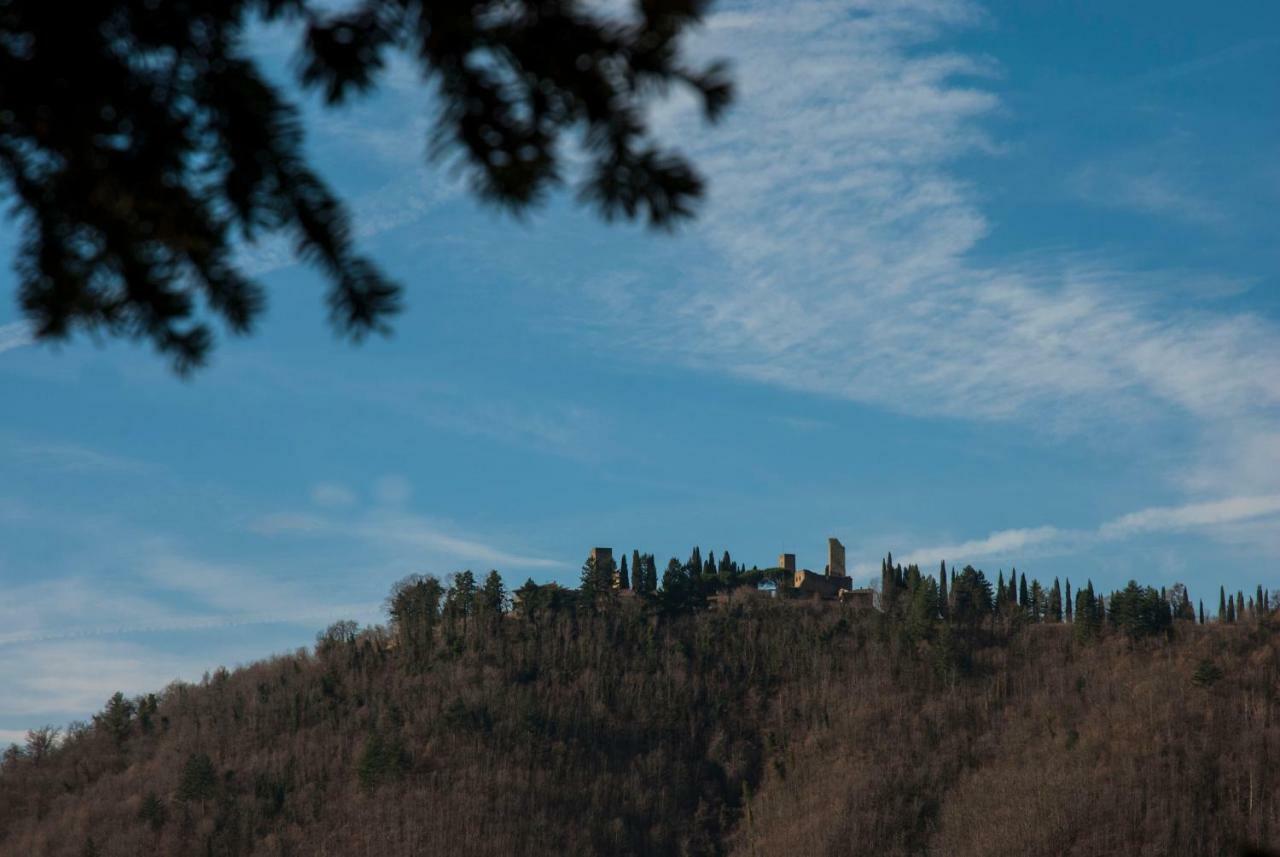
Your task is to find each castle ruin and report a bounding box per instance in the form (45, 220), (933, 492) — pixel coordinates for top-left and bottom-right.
(783, 537), (873, 604)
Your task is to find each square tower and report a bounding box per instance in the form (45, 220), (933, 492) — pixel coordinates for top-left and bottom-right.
(778, 553), (796, 573)
(827, 538), (846, 578)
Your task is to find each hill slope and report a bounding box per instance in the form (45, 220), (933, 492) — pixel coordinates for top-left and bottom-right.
(1, 599), (1277, 856)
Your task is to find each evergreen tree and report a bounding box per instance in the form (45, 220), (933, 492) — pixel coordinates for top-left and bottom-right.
(951, 566), (994, 634)
(904, 578), (940, 643)
(1257, 585), (1265, 617)
(93, 692), (135, 746)
(645, 554), (659, 594)
(703, 551), (716, 578)
(1074, 585), (1101, 642)
(663, 558), (685, 592)
(1065, 579), (1073, 622)
(177, 752), (217, 803)
(880, 555), (896, 612)
(1199, 600), (1205, 625)
(1219, 586), (1227, 622)
(618, 554), (630, 590)
(1108, 581), (1172, 640)
(479, 570), (506, 618)
(1177, 585), (1194, 621)
(995, 571), (1006, 608)
(387, 574), (444, 656)
(1238, 591), (1246, 621)
(632, 550), (643, 590)
(1018, 571), (1029, 609)
(1049, 578), (1063, 622)
(138, 791), (168, 832)
(687, 547), (702, 579)
(1029, 579), (1044, 621)
(444, 570), (477, 629)
(1227, 594), (1236, 623)
(579, 556), (608, 601)
(938, 561), (948, 619)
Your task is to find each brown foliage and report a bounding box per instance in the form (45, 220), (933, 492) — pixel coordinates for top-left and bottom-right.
(1, 605), (1277, 856)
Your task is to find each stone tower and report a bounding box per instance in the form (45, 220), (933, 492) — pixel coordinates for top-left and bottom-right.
(827, 538), (846, 578)
(778, 553), (796, 573)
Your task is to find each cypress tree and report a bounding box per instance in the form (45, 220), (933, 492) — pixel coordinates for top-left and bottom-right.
(906, 564), (921, 591)
(632, 550), (642, 590)
(688, 546), (702, 578)
(1065, 579), (1073, 622)
(618, 554), (630, 589)
(1019, 571), (1029, 609)
(1029, 579), (1044, 621)
(1227, 594), (1236, 623)
(1050, 577), (1063, 622)
(1199, 600), (1205, 625)
(479, 570), (506, 617)
(1219, 586), (1227, 622)
(1257, 585), (1265, 617)
(996, 571), (1006, 608)
(1238, 591), (1246, 621)
(938, 561), (948, 618)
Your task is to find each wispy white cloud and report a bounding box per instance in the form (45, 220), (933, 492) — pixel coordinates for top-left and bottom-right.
(624, 0), (1280, 422)
(853, 492), (1280, 579)
(5, 439), (146, 474)
(1069, 164), (1224, 226)
(0, 320), (33, 355)
(1099, 494), (1280, 540)
(575, 0), (1280, 546)
(0, 640), (232, 717)
(0, 539), (379, 647)
(250, 505), (565, 572)
(310, 481), (357, 508)
(351, 510), (565, 570)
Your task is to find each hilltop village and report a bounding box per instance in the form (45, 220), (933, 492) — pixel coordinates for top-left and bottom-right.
(512, 537), (879, 615)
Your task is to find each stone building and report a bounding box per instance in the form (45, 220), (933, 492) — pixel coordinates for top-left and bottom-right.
(786, 537), (871, 605)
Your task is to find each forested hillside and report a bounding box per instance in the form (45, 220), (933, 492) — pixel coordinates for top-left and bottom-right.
(2, 559), (1278, 857)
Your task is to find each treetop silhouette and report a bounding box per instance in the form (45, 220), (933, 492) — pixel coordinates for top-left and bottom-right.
(0, 0), (732, 371)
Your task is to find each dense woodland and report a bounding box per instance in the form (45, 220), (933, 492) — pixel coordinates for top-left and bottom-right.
(2, 550), (1278, 856)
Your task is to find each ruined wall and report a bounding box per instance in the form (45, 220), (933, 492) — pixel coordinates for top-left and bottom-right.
(793, 570), (852, 599)
(839, 588), (876, 609)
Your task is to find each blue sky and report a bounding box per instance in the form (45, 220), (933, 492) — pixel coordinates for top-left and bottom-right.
(1, 0), (1278, 740)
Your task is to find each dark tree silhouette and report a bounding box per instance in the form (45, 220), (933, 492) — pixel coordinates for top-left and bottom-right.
(0, 0), (732, 371)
